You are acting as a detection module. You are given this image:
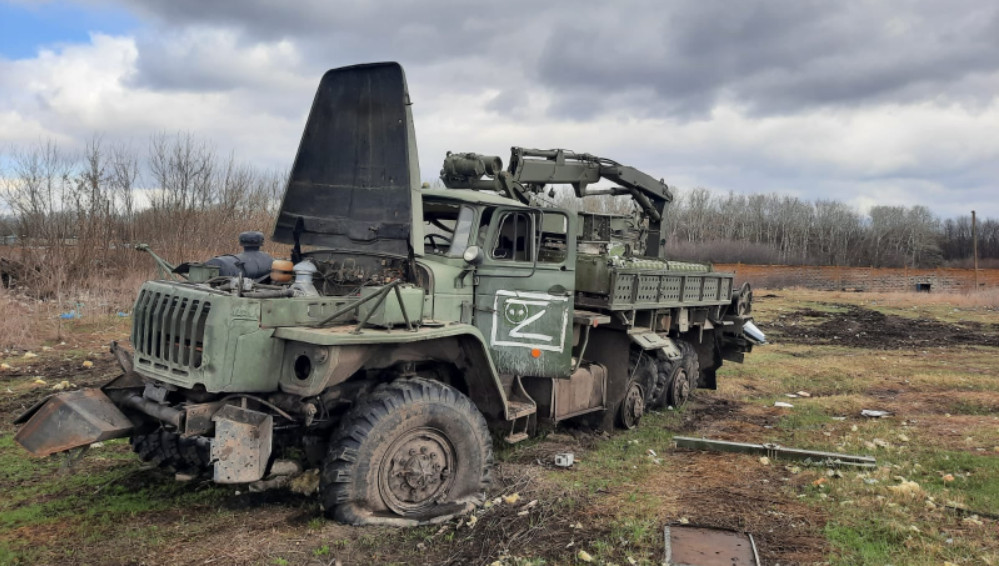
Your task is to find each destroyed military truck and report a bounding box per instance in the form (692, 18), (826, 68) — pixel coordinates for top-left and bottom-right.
(14, 62), (764, 526)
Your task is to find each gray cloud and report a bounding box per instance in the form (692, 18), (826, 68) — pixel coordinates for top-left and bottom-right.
(113, 0), (999, 120)
(4, 0), (999, 219)
(536, 1), (999, 118)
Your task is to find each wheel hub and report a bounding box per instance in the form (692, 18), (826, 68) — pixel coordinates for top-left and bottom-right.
(670, 367), (690, 407)
(380, 427), (456, 515)
(621, 382), (645, 429)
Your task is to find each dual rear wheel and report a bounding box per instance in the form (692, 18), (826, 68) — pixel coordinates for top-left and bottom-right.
(619, 341), (700, 429)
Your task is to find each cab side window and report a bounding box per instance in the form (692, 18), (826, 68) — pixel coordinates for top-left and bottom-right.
(491, 212), (533, 262)
(539, 212), (568, 264)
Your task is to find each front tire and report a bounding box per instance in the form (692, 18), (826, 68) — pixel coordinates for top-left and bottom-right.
(131, 427), (211, 476)
(321, 378), (493, 526)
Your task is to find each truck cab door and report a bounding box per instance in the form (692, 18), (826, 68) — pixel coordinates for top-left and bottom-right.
(472, 207), (575, 378)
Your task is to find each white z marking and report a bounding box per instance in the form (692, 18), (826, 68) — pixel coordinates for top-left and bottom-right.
(509, 308), (552, 342)
(490, 290), (569, 352)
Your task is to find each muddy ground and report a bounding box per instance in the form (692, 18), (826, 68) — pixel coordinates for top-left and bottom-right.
(767, 302), (999, 349)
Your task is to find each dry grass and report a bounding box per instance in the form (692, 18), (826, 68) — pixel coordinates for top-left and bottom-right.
(2, 282), (999, 564)
(733, 289), (999, 565)
(0, 290), (58, 351)
(0, 270), (145, 351)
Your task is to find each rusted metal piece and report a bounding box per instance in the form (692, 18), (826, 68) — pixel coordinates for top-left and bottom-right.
(14, 389), (134, 457)
(553, 363), (606, 420)
(109, 340), (134, 375)
(664, 524), (759, 566)
(673, 436), (877, 468)
(123, 393), (184, 428)
(12, 395), (52, 425)
(211, 405), (273, 483)
(182, 402), (218, 437)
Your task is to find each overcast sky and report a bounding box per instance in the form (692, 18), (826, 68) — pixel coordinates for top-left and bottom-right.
(1, 0), (997, 219)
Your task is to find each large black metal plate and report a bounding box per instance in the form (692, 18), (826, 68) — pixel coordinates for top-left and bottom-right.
(273, 62), (417, 256)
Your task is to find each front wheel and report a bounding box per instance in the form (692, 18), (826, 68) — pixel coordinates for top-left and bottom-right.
(131, 427), (211, 477)
(320, 378), (493, 526)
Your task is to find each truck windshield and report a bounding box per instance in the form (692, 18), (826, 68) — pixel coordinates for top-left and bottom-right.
(422, 202), (475, 258)
(446, 206), (474, 258)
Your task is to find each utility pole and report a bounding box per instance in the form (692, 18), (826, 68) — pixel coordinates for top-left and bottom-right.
(972, 210), (979, 290)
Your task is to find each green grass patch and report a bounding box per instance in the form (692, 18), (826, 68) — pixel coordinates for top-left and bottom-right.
(549, 410), (679, 493)
(911, 450), (999, 511)
(0, 433), (228, 562)
(825, 518), (914, 565)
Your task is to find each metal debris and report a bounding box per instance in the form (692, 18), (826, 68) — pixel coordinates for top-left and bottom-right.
(673, 436), (876, 468)
(554, 452), (574, 467)
(861, 409), (892, 418)
(664, 524), (759, 565)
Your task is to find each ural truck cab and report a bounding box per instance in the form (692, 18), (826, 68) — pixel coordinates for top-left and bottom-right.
(15, 62), (764, 526)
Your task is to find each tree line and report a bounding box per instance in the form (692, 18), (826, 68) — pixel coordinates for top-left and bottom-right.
(2, 136), (996, 283)
(662, 188), (996, 268)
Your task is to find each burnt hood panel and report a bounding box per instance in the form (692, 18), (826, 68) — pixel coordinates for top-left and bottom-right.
(273, 62), (419, 255)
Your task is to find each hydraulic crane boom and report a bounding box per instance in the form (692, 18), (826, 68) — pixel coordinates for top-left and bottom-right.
(440, 147), (674, 258)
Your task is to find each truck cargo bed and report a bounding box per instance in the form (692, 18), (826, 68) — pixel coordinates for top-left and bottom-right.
(576, 266), (734, 310)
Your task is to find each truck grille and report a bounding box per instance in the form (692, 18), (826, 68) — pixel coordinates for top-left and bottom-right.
(132, 288), (212, 371)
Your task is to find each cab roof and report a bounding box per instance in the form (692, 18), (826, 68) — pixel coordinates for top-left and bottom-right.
(420, 188), (535, 208)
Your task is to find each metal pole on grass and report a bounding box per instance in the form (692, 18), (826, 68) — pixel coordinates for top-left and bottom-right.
(972, 210), (978, 290)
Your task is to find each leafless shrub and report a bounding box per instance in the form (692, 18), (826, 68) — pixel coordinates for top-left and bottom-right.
(1, 134), (286, 294)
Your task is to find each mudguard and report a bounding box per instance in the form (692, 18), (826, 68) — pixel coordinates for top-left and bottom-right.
(628, 331), (682, 360)
(273, 324), (518, 421)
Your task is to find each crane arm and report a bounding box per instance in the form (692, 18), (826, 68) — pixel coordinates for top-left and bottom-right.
(439, 147), (674, 257)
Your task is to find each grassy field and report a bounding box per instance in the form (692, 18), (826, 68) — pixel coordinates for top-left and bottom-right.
(0, 289), (997, 565)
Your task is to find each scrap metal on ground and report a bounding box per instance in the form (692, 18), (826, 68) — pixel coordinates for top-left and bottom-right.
(673, 436), (876, 468)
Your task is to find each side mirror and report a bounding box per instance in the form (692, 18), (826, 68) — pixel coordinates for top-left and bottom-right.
(463, 245), (484, 266)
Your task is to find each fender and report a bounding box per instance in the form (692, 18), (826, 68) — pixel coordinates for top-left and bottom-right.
(628, 331), (682, 360)
(272, 324), (512, 421)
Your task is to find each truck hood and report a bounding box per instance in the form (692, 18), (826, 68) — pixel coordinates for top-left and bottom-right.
(273, 62), (420, 257)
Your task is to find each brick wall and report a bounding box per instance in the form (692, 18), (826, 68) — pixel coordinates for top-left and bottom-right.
(713, 264), (999, 292)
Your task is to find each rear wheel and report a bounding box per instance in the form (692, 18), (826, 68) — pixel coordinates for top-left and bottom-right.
(629, 349), (663, 408)
(663, 340), (700, 408)
(617, 380), (645, 429)
(676, 340), (701, 391)
(666, 363), (691, 408)
(321, 378), (492, 526)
